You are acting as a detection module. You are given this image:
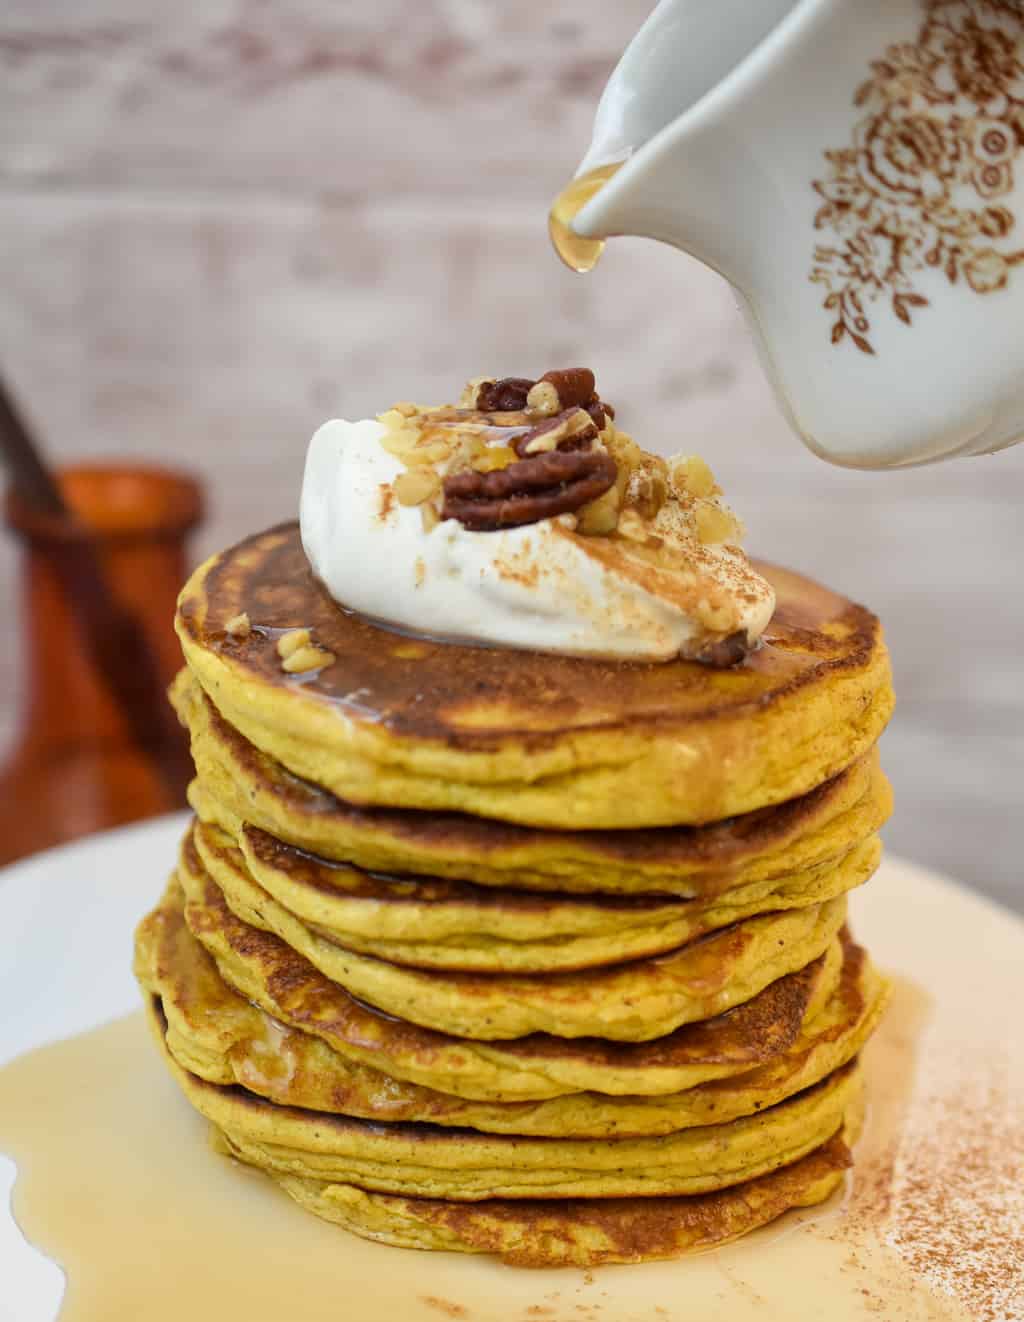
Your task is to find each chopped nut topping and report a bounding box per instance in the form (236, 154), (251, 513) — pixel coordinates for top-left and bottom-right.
(576, 482), (621, 535)
(525, 380), (560, 415)
(456, 369), (614, 431)
(380, 371), (623, 535)
(695, 504), (737, 546)
(471, 446), (517, 473)
(402, 440), (452, 467)
(528, 368), (596, 414)
(393, 468), (441, 507)
(458, 377), (492, 408)
(515, 408), (598, 456)
(624, 459), (669, 520)
(443, 434), (487, 475)
(605, 430), (643, 486)
(379, 425), (423, 459)
(224, 612), (251, 638)
(276, 628), (311, 659)
(673, 455), (718, 500)
(282, 644), (335, 674)
(474, 377), (535, 412)
(694, 631), (752, 667)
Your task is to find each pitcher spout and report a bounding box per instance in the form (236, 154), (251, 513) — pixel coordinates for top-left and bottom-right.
(570, 134), (759, 290)
(566, 0), (803, 288)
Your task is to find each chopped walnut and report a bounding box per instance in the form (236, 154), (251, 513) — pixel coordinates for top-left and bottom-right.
(576, 481), (621, 535)
(624, 457), (669, 520)
(516, 409), (597, 456)
(393, 468), (441, 507)
(473, 377), (535, 411)
(673, 455), (719, 500)
(381, 372), (623, 535)
(524, 380), (560, 415)
(605, 430), (643, 487)
(442, 433), (487, 475)
(276, 628), (311, 659)
(379, 412), (456, 468)
(471, 446), (517, 473)
(458, 377), (492, 408)
(695, 504), (738, 546)
(695, 632), (751, 667)
(527, 369), (596, 415)
(282, 644), (335, 674)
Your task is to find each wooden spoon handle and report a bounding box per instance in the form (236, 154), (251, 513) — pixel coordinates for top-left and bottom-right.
(0, 378), (67, 517)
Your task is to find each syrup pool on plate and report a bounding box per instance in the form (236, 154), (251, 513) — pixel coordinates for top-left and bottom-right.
(0, 978), (967, 1322)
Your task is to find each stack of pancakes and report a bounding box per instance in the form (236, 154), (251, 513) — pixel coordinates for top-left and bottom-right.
(134, 523), (895, 1267)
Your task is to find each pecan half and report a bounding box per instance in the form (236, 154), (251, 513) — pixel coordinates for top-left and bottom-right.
(527, 369), (596, 415)
(442, 449), (617, 531)
(693, 631), (753, 668)
(512, 408), (598, 457)
(473, 377), (535, 412)
(585, 392), (614, 428)
(463, 369), (615, 430)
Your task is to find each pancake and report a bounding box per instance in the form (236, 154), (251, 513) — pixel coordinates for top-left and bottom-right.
(165, 875), (847, 1101)
(177, 672), (893, 897)
(175, 524), (894, 829)
(212, 1063), (863, 1201)
(266, 1130), (857, 1266)
(188, 804), (881, 973)
(136, 889), (888, 1138)
(145, 992), (862, 1200)
(144, 993), (861, 1267)
(180, 824), (849, 1042)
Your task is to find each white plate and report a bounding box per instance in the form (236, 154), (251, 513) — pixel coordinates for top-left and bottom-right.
(1, 817), (1021, 1322)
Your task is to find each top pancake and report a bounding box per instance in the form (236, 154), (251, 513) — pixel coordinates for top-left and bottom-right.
(176, 523), (893, 828)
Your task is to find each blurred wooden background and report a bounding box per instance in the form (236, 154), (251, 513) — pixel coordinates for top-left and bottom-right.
(0, 0), (1021, 909)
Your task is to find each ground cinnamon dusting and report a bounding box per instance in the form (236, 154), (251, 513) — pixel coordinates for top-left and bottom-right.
(887, 1065), (1024, 1322)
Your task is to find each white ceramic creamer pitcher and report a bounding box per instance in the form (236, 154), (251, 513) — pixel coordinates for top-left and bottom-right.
(568, 0), (1024, 467)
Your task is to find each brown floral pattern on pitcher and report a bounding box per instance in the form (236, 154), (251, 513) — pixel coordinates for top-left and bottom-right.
(810, 0), (1024, 354)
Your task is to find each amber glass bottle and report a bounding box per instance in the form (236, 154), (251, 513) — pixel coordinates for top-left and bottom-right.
(0, 465), (202, 864)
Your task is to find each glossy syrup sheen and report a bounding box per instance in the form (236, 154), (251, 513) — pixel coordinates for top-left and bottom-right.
(178, 525), (880, 744)
(0, 977), (968, 1322)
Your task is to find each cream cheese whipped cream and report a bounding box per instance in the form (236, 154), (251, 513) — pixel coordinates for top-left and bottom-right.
(300, 374), (775, 664)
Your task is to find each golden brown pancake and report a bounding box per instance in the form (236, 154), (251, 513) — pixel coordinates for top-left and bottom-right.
(166, 874), (845, 1101)
(135, 888), (888, 1138)
(175, 524), (894, 828)
(265, 1130), (857, 1266)
(188, 808), (880, 974)
(175, 675), (893, 898)
(144, 993), (861, 1266)
(144, 991), (862, 1201)
(180, 823), (849, 1042)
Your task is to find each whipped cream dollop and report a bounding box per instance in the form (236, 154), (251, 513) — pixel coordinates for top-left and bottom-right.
(300, 390), (775, 664)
